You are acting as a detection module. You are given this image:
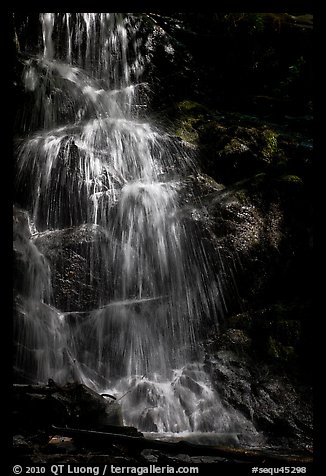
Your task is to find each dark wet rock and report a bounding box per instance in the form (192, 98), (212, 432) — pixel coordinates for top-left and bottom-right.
(141, 448), (160, 462)
(33, 224), (104, 251)
(202, 298), (313, 450)
(13, 435), (34, 455)
(229, 302), (311, 376)
(204, 326), (313, 449)
(178, 172), (225, 207)
(180, 170), (312, 314)
(58, 382), (123, 428)
(33, 224), (112, 312)
(156, 452), (227, 464)
(213, 328), (253, 355)
(13, 208), (110, 311)
(13, 382), (124, 433)
(43, 247), (97, 312)
(134, 447), (232, 464)
(13, 206), (33, 240)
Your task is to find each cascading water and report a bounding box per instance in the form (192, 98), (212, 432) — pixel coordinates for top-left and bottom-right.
(14, 13), (259, 440)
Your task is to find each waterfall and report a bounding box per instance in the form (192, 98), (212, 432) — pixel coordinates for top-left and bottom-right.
(13, 13), (259, 439)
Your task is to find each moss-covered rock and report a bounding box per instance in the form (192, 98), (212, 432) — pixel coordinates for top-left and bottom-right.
(169, 102), (304, 185)
(164, 99), (312, 187)
(223, 299), (309, 379)
(171, 100), (210, 144)
(278, 174), (304, 185)
(266, 337), (296, 364)
(204, 344), (312, 448)
(204, 299), (312, 448)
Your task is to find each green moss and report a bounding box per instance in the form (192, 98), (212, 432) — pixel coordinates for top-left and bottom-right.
(267, 336), (281, 359)
(278, 174), (304, 185)
(172, 100), (209, 144)
(228, 312), (254, 331)
(267, 337), (296, 363)
(217, 125), (279, 162)
(175, 123), (199, 143)
(224, 138), (249, 155)
(168, 102), (304, 188)
(261, 128), (279, 159)
(177, 100), (208, 115)
(234, 190), (249, 203)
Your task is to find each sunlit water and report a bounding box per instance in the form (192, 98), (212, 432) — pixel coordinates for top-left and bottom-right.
(14, 13), (260, 443)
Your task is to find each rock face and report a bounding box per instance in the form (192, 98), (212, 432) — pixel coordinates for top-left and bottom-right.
(177, 164), (312, 319)
(204, 328), (312, 449)
(33, 224), (112, 312)
(13, 208), (115, 314)
(202, 173), (312, 308)
(174, 128), (312, 450)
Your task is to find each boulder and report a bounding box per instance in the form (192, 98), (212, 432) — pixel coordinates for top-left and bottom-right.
(32, 224), (113, 312)
(204, 342), (313, 449)
(13, 382), (123, 432)
(178, 171), (312, 312)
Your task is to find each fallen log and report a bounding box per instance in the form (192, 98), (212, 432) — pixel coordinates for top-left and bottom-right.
(51, 426), (313, 464)
(13, 382), (123, 430)
(13, 383), (59, 394)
